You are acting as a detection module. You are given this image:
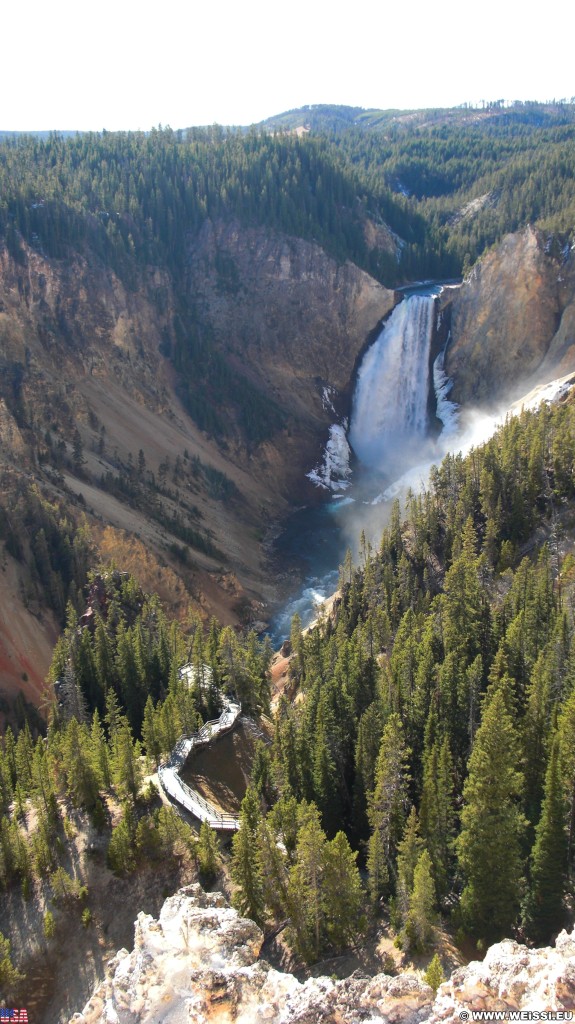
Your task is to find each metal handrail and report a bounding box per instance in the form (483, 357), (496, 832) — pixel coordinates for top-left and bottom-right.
(157, 677), (242, 830)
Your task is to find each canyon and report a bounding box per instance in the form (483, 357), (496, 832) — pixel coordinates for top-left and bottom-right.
(0, 224), (394, 711)
(2, 115), (575, 1024)
(1, 214), (574, 719)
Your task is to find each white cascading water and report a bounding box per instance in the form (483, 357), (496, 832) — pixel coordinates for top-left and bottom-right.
(275, 281), (574, 641)
(348, 294), (435, 475)
(271, 290), (453, 641)
(433, 347), (459, 438)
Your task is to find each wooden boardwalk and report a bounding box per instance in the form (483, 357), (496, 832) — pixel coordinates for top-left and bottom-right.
(158, 671), (241, 831)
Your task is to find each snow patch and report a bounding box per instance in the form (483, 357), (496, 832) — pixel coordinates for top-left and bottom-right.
(433, 349), (459, 437)
(321, 385), (337, 414)
(307, 421), (352, 492)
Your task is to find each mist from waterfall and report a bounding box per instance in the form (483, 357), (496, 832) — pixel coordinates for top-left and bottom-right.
(348, 294), (435, 478)
(271, 281), (573, 643)
(271, 288), (458, 641)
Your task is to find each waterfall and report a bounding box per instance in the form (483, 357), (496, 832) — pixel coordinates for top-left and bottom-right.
(348, 294), (435, 476)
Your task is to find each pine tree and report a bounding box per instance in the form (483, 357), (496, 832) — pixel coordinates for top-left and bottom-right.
(107, 811), (136, 875)
(30, 736), (56, 817)
(142, 695), (162, 768)
(272, 697), (301, 797)
(0, 930), (23, 994)
(396, 806), (424, 919)
(522, 736), (568, 942)
(367, 713), (411, 904)
(420, 733), (455, 896)
(269, 791), (300, 860)
(286, 802), (327, 962)
(231, 787), (265, 926)
(14, 723), (34, 793)
(89, 709), (111, 790)
(353, 700), (384, 840)
(456, 690), (527, 940)
(424, 953), (445, 992)
(312, 705), (341, 836)
(111, 719), (142, 803)
(60, 717), (100, 809)
(0, 748), (13, 816)
(197, 820), (219, 882)
(289, 613), (305, 688)
(43, 909), (56, 941)
(322, 830), (365, 951)
(257, 816), (289, 921)
(405, 850), (436, 952)
(251, 741), (274, 807)
(557, 686), (575, 861)
(94, 615), (114, 694)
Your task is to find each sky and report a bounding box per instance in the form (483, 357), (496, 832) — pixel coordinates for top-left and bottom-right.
(2, 0), (574, 131)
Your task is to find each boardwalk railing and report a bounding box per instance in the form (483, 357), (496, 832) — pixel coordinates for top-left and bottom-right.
(157, 673), (241, 831)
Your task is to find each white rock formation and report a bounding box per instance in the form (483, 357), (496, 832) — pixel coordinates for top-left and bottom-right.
(430, 930), (575, 1021)
(70, 886), (575, 1024)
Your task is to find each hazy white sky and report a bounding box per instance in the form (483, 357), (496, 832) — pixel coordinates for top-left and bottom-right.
(2, 0), (573, 130)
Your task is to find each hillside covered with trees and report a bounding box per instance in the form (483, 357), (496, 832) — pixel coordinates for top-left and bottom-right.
(2, 101), (575, 1011)
(228, 392), (575, 959)
(2, 101), (575, 293)
(3, 392), (575, 1008)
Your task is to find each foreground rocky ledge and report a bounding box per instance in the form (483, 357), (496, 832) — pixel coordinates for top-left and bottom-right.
(70, 885), (575, 1023)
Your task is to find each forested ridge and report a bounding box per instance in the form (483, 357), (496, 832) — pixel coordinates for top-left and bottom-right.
(3, 395), (575, 994)
(2, 101), (575, 291)
(221, 395), (575, 961)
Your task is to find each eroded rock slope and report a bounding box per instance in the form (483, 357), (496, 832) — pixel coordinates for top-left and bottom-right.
(445, 227), (575, 406)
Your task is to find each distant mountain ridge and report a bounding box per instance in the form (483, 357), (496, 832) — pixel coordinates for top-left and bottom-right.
(257, 99), (575, 134)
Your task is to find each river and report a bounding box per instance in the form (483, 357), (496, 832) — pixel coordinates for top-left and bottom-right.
(268, 278), (575, 645)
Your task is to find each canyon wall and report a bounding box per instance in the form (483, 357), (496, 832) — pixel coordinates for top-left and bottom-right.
(0, 227), (394, 705)
(445, 227), (575, 406)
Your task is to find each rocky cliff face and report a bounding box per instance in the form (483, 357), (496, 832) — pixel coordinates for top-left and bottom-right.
(0, 223), (393, 509)
(70, 885), (575, 1024)
(445, 227), (575, 406)
(186, 219), (396, 481)
(188, 220), (394, 396)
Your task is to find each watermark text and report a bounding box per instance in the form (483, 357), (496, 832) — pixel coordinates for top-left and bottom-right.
(459, 1012), (574, 1021)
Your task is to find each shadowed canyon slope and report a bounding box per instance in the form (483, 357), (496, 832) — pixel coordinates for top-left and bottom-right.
(0, 226), (394, 705)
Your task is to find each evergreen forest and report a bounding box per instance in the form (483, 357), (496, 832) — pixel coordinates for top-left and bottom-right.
(3, 394), (575, 991)
(2, 101), (575, 291)
(2, 101), (575, 996)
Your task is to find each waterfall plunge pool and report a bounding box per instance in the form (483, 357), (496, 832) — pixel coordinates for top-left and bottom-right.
(267, 281), (574, 645)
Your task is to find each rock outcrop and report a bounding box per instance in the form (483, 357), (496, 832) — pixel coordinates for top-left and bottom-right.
(445, 227), (575, 406)
(70, 885), (575, 1024)
(430, 930), (575, 1021)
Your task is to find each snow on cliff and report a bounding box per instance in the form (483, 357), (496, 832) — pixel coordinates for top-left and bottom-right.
(307, 421), (352, 492)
